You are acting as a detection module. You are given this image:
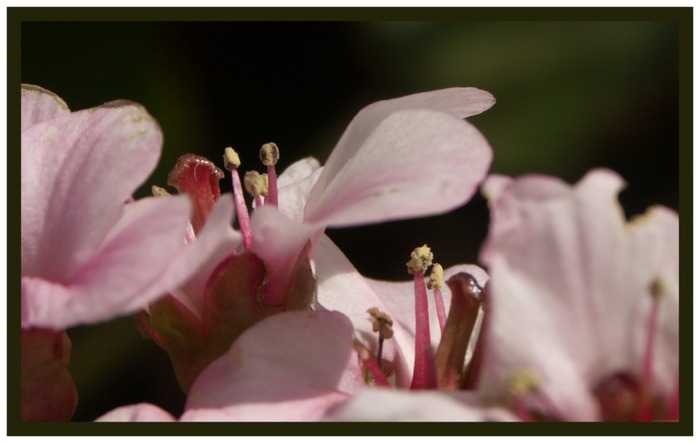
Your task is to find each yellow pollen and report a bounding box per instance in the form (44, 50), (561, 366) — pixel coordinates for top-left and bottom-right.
(151, 185), (170, 197)
(367, 307), (394, 340)
(406, 244), (434, 274)
(244, 170), (269, 197)
(507, 369), (542, 396)
(223, 147), (241, 171)
(649, 276), (667, 299)
(260, 142), (280, 166)
(427, 263), (444, 290)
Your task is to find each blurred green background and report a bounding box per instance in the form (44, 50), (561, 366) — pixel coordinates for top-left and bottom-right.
(21, 18), (679, 420)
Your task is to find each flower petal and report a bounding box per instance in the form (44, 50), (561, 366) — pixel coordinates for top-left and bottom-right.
(276, 157), (323, 222)
(304, 109), (492, 227)
(160, 194), (241, 317)
(95, 403), (177, 422)
(183, 309), (363, 421)
(249, 205), (320, 303)
(22, 101), (163, 280)
(22, 195), (192, 329)
(307, 87), (494, 214)
(21, 84), (70, 131)
(477, 169), (679, 421)
(325, 389), (518, 421)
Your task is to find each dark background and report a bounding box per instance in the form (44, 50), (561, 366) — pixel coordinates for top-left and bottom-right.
(21, 17), (679, 421)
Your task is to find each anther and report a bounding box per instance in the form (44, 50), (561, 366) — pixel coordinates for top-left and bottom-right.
(151, 185), (170, 197)
(244, 170), (269, 208)
(406, 244), (433, 274)
(259, 142), (280, 207)
(223, 147), (252, 251)
(368, 307), (394, 369)
(427, 263), (447, 333)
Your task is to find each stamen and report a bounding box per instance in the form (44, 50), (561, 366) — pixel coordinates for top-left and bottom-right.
(639, 276), (666, 421)
(507, 369), (541, 422)
(367, 307), (394, 367)
(406, 245), (436, 390)
(223, 147), (252, 251)
(427, 263), (447, 333)
(244, 170), (269, 208)
(353, 341), (390, 387)
(259, 142), (280, 207)
(434, 272), (482, 390)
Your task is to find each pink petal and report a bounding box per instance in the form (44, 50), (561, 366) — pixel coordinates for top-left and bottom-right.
(249, 205), (320, 302)
(325, 389), (518, 421)
(303, 109), (492, 228)
(184, 309), (363, 421)
(160, 194), (241, 317)
(95, 403), (177, 422)
(276, 157), (323, 222)
(307, 87), (494, 214)
(22, 101), (163, 281)
(22, 195), (192, 329)
(21, 84), (70, 131)
(313, 234), (414, 387)
(477, 169), (679, 421)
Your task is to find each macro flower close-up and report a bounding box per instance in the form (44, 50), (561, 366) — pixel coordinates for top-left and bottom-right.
(14, 10), (685, 436)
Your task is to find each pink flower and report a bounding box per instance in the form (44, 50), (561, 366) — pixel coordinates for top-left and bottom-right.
(474, 169), (679, 421)
(21, 84), (220, 329)
(20, 85), (235, 420)
(136, 87), (496, 391)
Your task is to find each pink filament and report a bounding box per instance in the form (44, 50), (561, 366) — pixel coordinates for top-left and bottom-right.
(266, 164), (278, 207)
(230, 170), (252, 251)
(638, 296), (661, 422)
(410, 272), (436, 389)
(433, 287), (447, 334)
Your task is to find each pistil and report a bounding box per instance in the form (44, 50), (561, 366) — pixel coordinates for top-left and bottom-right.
(260, 142), (280, 207)
(223, 147), (252, 251)
(406, 245), (437, 390)
(434, 272), (483, 390)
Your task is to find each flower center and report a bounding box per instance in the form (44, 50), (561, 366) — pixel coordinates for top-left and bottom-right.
(361, 246), (486, 394)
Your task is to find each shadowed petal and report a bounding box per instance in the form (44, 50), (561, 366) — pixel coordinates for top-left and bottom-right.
(96, 403), (177, 422)
(325, 389), (518, 421)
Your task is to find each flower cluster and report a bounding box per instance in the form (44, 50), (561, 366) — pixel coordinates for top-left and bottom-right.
(20, 84), (678, 423)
